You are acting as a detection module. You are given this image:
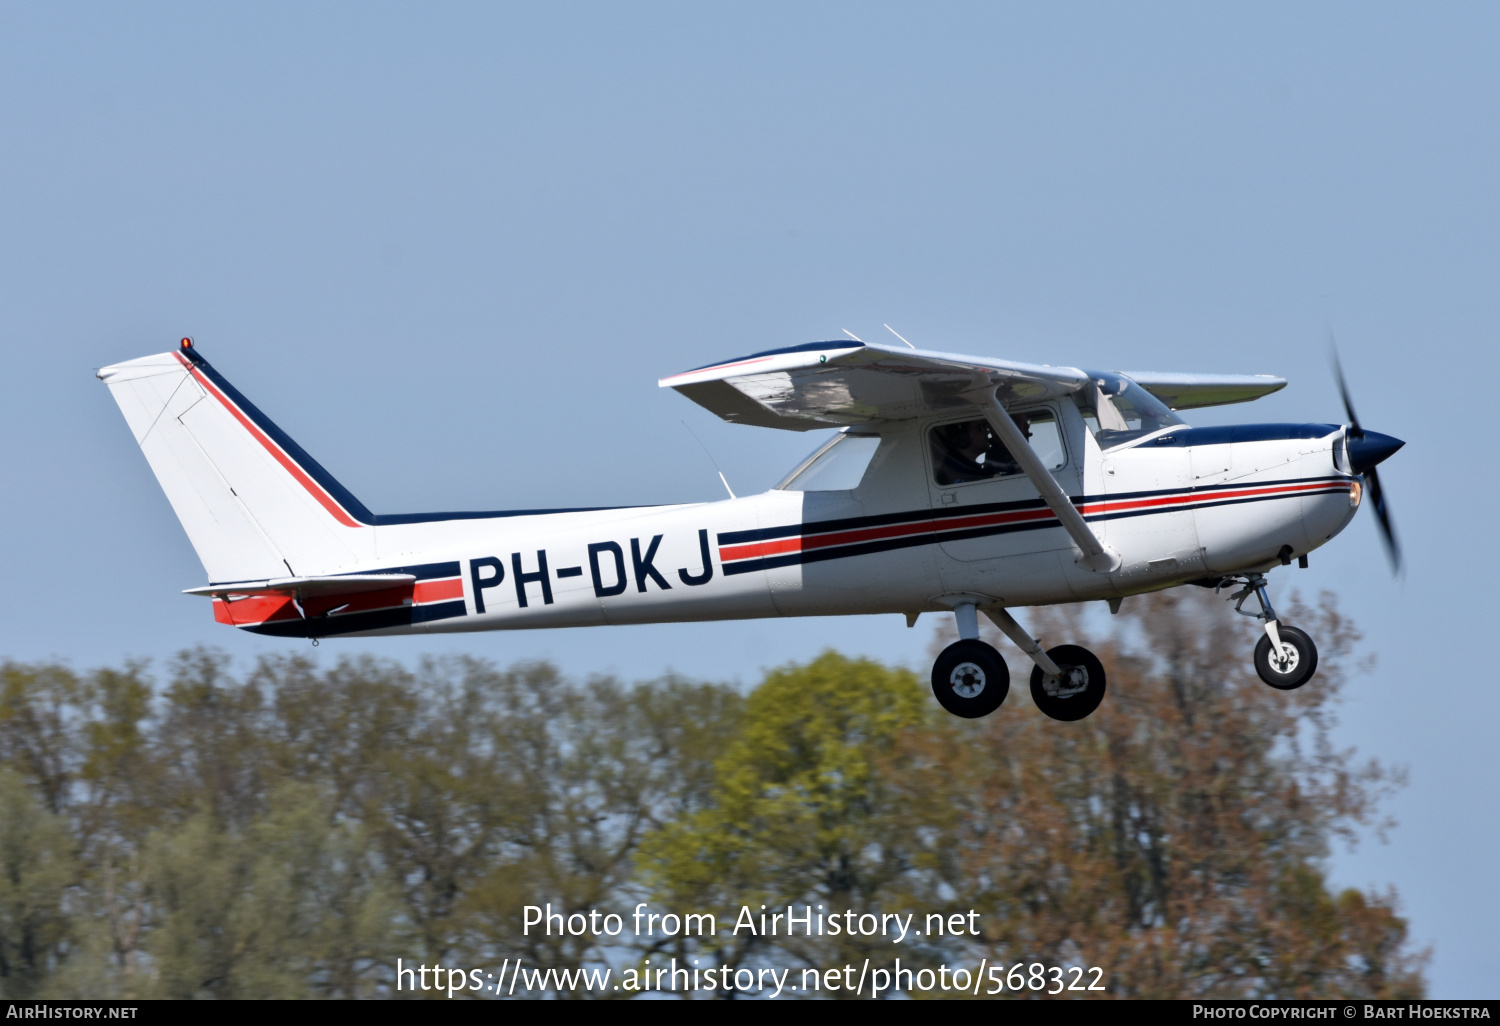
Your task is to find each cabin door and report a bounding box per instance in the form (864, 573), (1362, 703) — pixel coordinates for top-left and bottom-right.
(924, 404), (1081, 563)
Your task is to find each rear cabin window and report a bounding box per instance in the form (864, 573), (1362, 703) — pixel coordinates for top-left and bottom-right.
(929, 410), (1064, 486)
(777, 432), (882, 491)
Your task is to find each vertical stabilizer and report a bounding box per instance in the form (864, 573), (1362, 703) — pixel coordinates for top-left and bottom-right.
(97, 344), (373, 582)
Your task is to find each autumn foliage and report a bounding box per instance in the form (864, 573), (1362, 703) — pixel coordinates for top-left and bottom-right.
(0, 589), (1424, 998)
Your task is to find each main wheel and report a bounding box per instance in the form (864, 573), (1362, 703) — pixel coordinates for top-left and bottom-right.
(1029, 645), (1107, 721)
(931, 640), (1010, 718)
(1254, 625), (1318, 690)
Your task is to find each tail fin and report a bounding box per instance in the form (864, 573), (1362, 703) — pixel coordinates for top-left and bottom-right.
(98, 342), (375, 582)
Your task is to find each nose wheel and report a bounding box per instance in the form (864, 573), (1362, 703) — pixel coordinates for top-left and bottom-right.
(1254, 624), (1318, 690)
(931, 639), (1010, 718)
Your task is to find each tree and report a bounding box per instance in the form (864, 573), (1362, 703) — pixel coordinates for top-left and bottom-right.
(0, 770), (77, 998)
(637, 652), (938, 984)
(139, 784), (395, 999)
(454, 665), (743, 984)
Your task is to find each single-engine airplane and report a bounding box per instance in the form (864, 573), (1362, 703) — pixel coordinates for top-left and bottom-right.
(98, 335), (1403, 721)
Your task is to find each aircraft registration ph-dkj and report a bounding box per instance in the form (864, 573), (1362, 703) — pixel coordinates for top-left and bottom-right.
(98, 335), (1403, 721)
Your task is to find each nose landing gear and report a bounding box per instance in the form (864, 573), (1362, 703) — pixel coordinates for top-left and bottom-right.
(1221, 574), (1320, 690)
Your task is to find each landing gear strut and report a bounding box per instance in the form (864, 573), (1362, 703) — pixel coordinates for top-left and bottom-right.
(1222, 574), (1319, 690)
(982, 606), (1107, 722)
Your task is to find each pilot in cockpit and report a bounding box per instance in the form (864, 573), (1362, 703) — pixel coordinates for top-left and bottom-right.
(932, 415), (1033, 486)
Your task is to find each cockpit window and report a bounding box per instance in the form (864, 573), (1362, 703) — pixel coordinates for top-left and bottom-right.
(777, 432), (882, 491)
(1077, 379), (1186, 450)
(929, 410), (1064, 486)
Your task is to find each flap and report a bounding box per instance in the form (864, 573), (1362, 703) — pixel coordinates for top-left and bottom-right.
(184, 574), (417, 599)
(660, 340), (1090, 429)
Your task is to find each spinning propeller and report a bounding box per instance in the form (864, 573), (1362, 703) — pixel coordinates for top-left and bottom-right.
(1331, 345), (1404, 574)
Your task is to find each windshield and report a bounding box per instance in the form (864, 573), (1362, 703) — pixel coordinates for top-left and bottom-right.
(1077, 378), (1186, 450)
(777, 433), (882, 491)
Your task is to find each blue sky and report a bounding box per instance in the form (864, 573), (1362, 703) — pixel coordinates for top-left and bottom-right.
(2, 2), (1496, 997)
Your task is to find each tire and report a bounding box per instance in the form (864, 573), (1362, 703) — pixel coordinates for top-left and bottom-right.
(931, 640), (1010, 718)
(1254, 625), (1318, 690)
(1029, 645), (1107, 722)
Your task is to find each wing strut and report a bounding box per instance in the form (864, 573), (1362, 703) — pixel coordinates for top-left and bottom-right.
(964, 387), (1120, 573)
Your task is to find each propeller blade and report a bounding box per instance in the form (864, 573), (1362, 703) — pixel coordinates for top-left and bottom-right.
(1330, 334), (1401, 575)
(1330, 339), (1364, 439)
(1364, 465), (1402, 575)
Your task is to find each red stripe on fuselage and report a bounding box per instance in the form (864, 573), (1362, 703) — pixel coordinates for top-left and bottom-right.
(174, 352), (363, 528)
(413, 577), (463, 603)
(717, 506), (1056, 563)
(718, 479), (1349, 566)
(1078, 479), (1343, 517)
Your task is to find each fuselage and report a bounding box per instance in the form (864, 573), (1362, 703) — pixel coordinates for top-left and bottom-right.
(217, 411), (1360, 639)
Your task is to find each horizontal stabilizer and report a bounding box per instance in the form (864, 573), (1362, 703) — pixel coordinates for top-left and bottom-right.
(186, 567), (465, 636)
(183, 574), (417, 599)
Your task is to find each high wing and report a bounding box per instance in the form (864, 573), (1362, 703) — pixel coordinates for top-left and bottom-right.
(659, 340), (1091, 430)
(661, 340), (1289, 428)
(1118, 371), (1286, 410)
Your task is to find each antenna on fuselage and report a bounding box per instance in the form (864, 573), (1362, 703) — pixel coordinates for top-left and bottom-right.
(883, 324), (916, 349)
(681, 420), (736, 500)
(841, 329), (864, 342)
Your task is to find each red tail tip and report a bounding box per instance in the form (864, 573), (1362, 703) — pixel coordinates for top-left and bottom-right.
(180, 337), (193, 349)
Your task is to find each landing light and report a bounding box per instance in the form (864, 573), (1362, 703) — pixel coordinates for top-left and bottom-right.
(1349, 480), (1362, 508)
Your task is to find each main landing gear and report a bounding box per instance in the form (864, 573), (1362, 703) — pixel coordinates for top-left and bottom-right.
(931, 602), (1107, 721)
(1220, 574), (1319, 690)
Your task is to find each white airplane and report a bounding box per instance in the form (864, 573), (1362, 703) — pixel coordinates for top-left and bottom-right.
(98, 336), (1402, 722)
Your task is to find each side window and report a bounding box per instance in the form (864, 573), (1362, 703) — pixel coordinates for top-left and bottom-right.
(929, 410), (1064, 486)
(777, 433), (882, 491)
